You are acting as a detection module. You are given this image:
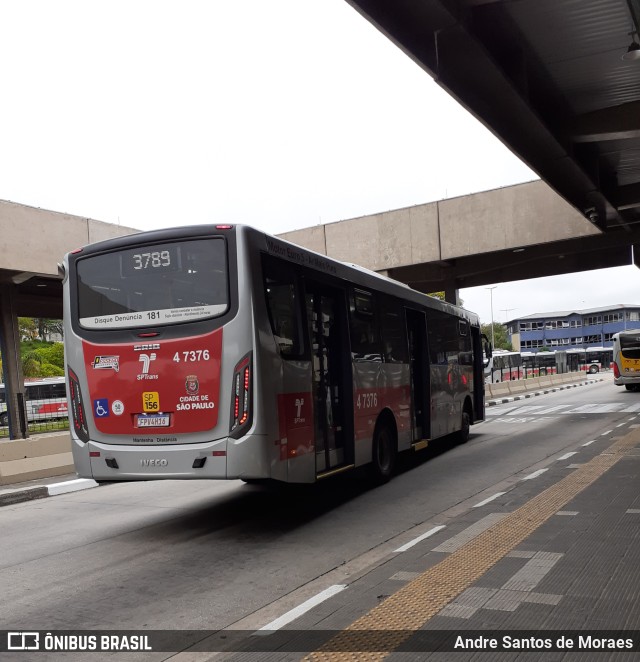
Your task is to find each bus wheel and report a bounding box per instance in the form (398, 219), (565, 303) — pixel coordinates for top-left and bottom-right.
(588, 365), (599, 374)
(0, 413), (7, 427)
(457, 405), (472, 444)
(370, 423), (396, 483)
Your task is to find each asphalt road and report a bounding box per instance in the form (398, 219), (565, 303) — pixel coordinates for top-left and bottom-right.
(0, 376), (630, 643)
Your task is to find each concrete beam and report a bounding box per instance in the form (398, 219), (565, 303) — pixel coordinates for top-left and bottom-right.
(0, 200), (138, 277)
(279, 180), (605, 290)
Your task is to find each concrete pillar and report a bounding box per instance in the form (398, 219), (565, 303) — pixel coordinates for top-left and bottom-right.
(444, 283), (459, 306)
(0, 285), (27, 439)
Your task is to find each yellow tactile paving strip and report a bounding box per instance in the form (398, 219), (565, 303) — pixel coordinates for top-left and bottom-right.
(304, 429), (640, 661)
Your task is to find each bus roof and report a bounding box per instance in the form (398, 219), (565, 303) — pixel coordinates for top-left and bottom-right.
(66, 223), (481, 327)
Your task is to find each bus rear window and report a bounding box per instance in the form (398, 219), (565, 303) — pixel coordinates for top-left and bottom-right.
(620, 334), (640, 359)
(77, 238), (229, 329)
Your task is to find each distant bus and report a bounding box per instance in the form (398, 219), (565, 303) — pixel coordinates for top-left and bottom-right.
(585, 347), (613, 372)
(0, 377), (68, 426)
(612, 331), (640, 391)
(484, 350), (523, 383)
(565, 348), (613, 373)
(521, 351), (558, 377)
(62, 224), (489, 484)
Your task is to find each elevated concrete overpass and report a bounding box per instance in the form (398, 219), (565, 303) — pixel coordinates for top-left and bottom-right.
(0, 199), (137, 318)
(0, 200), (137, 437)
(280, 180), (640, 300)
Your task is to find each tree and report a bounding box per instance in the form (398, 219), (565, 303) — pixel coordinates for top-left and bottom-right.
(19, 317), (63, 342)
(36, 318), (63, 341)
(20, 345), (64, 377)
(18, 317), (38, 341)
(481, 322), (512, 351)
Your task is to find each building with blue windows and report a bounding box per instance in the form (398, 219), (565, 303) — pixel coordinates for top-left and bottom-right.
(506, 305), (640, 352)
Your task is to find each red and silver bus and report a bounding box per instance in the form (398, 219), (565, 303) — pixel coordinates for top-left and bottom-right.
(0, 377), (68, 427)
(565, 347), (613, 373)
(62, 225), (487, 484)
(484, 350), (523, 383)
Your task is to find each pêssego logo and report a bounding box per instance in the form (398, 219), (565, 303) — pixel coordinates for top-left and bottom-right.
(92, 355), (120, 372)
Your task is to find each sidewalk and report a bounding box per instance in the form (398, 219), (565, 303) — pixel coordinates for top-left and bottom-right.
(213, 420), (640, 658)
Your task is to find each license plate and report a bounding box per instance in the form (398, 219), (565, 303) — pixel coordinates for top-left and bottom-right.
(137, 414), (170, 428)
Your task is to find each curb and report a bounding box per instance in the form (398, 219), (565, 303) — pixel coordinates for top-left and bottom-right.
(0, 478), (98, 508)
(486, 376), (604, 407)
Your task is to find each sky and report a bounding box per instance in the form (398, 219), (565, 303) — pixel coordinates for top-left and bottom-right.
(2, 0), (640, 326)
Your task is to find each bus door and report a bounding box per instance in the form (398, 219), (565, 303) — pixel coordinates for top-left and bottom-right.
(406, 309), (430, 442)
(471, 326), (485, 422)
(305, 282), (352, 475)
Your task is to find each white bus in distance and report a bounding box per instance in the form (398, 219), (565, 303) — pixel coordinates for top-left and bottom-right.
(0, 377), (68, 426)
(484, 350), (523, 383)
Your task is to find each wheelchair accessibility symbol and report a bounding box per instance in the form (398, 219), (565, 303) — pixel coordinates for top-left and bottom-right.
(94, 398), (110, 418)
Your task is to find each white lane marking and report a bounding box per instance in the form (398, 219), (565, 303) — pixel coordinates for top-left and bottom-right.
(522, 469), (548, 480)
(258, 585), (347, 632)
(601, 430), (613, 436)
(616, 423), (626, 428)
(47, 479), (98, 496)
(557, 452), (577, 461)
(567, 404), (622, 414)
(487, 403), (640, 417)
(394, 525), (446, 553)
(473, 492), (506, 508)
(582, 440), (596, 446)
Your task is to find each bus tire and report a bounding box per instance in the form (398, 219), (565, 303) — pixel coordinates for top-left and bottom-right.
(369, 421), (396, 483)
(0, 412), (7, 427)
(588, 365), (599, 374)
(457, 403), (472, 444)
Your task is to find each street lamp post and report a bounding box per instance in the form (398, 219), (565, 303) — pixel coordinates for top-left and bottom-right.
(486, 286), (497, 350)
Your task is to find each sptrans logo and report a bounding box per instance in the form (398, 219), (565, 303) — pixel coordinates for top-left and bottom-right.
(137, 353), (158, 381)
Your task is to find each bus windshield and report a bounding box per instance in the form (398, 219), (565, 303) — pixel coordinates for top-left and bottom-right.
(76, 238), (229, 329)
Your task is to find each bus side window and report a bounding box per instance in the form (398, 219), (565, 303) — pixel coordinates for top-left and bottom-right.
(426, 309), (449, 365)
(262, 257), (303, 358)
(380, 296), (409, 364)
(349, 290), (381, 362)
